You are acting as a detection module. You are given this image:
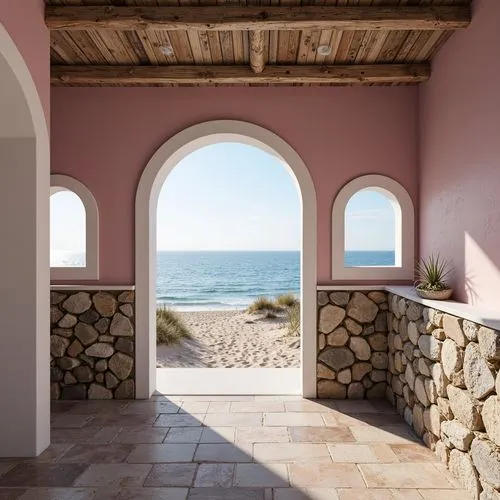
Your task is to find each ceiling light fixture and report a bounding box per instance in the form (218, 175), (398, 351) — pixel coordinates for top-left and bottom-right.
(160, 46), (174, 56)
(317, 45), (332, 56)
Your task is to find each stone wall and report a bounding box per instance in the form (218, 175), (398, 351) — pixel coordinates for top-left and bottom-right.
(386, 293), (500, 500)
(317, 290), (389, 399)
(50, 289), (135, 400)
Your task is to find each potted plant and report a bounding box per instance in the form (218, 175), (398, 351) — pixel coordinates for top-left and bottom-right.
(415, 254), (453, 300)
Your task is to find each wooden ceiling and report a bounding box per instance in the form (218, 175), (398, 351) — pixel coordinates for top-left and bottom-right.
(46, 0), (472, 87)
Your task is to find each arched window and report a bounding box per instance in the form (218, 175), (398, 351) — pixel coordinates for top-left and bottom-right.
(50, 175), (99, 280)
(331, 175), (414, 280)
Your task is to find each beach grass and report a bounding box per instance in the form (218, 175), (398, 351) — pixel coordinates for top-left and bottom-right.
(276, 292), (299, 308)
(156, 306), (191, 345)
(287, 303), (300, 336)
(247, 296), (283, 313)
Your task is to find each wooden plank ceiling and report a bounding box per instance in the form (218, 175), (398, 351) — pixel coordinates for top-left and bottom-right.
(47, 0), (472, 87)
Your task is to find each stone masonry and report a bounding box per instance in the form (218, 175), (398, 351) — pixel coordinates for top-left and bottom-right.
(50, 289), (135, 400)
(317, 290), (389, 400)
(386, 293), (500, 500)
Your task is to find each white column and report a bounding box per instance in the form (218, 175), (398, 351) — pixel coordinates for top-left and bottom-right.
(0, 138), (50, 457)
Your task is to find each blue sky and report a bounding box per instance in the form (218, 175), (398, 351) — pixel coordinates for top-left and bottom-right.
(50, 143), (395, 261)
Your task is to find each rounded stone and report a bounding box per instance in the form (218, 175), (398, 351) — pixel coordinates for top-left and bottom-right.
(85, 343), (114, 358)
(349, 337), (371, 361)
(57, 357), (80, 370)
(318, 347), (355, 371)
(471, 438), (500, 489)
(64, 372), (77, 385)
(441, 419), (474, 451)
(477, 326), (500, 361)
(317, 363), (336, 380)
(406, 302), (423, 322)
(482, 396), (500, 447)
(418, 335), (442, 361)
(50, 335), (69, 358)
(62, 292), (92, 315)
(446, 385), (483, 431)
(431, 362), (449, 397)
(108, 352), (134, 380)
(337, 368), (351, 385)
(51, 306), (63, 325)
(67, 339), (84, 358)
(367, 291), (387, 304)
(371, 352), (388, 370)
(423, 404), (441, 436)
(347, 382), (365, 399)
(463, 342), (495, 399)
(374, 312), (387, 332)
(414, 376), (430, 407)
(318, 304), (346, 334)
(115, 379), (135, 399)
(367, 333), (387, 352)
(432, 328), (446, 341)
(449, 449), (480, 498)
(327, 327), (349, 347)
(318, 335), (326, 351)
(443, 314), (467, 347)
(317, 379), (346, 399)
(95, 359), (108, 372)
(74, 365), (94, 383)
(317, 291), (329, 306)
(118, 291), (134, 303)
(88, 383), (113, 400)
(351, 362), (372, 381)
(79, 309), (100, 324)
(74, 323), (99, 346)
(93, 292), (118, 317)
(405, 362), (416, 391)
(418, 357), (432, 377)
(413, 404), (425, 436)
(51, 292), (66, 305)
(110, 312), (134, 337)
(345, 318), (362, 336)
(105, 371), (120, 389)
(408, 322), (420, 346)
(95, 373), (104, 384)
(346, 292), (378, 324)
(328, 291), (349, 307)
(59, 314), (78, 329)
(95, 318), (110, 334)
(442, 338), (464, 380)
(119, 304), (134, 317)
(463, 320), (479, 342)
(370, 370), (386, 383)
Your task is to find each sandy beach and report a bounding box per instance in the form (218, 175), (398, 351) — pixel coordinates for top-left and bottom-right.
(156, 310), (300, 368)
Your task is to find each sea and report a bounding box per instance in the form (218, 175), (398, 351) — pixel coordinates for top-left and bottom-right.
(156, 250), (395, 311)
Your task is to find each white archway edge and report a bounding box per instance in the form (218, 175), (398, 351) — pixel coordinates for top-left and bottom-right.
(331, 174), (415, 280)
(135, 120), (317, 398)
(0, 23), (50, 456)
(50, 174), (99, 280)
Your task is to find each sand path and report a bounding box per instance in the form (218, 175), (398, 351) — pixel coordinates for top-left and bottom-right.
(156, 310), (300, 368)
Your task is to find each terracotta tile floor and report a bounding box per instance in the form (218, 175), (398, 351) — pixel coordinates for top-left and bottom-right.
(0, 396), (472, 499)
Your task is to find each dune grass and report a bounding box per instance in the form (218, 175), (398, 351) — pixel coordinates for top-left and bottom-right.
(156, 306), (191, 345)
(247, 296), (283, 314)
(276, 293), (299, 308)
(287, 303), (300, 337)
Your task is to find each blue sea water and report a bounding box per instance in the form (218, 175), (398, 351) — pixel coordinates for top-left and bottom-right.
(156, 250), (395, 311)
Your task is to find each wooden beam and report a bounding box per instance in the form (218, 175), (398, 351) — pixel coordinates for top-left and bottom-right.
(51, 64), (430, 86)
(249, 31), (265, 74)
(46, 6), (470, 32)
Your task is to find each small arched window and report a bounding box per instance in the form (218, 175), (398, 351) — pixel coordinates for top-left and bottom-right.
(50, 175), (99, 280)
(332, 175), (414, 280)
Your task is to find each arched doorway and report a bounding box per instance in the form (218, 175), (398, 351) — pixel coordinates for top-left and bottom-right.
(135, 121), (317, 398)
(0, 23), (50, 456)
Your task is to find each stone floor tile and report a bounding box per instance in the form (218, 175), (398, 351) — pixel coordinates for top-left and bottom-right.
(51, 401), (77, 414)
(200, 427), (235, 444)
(336, 489), (423, 499)
(289, 426), (355, 443)
(203, 413), (263, 427)
(273, 488), (339, 500)
(74, 464), (152, 487)
(264, 413), (325, 427)
(230, 402), (285, 413)
(418, 490), (472, 499)
(59, 444), (134, 463)
(51, 415), (94, 429)
(233, 464), (289, 487)
(235, 427), (290, 444)
(122, 402), (180, 415)
(25, 444), (74, 464)
(66, 401), (129, 415)
(179, 402), (210, 414)
(154, 415), (204, 428)
(187, 487), (266, 499)
(176, 396), (254, 402)
(289, 463), (366, 488)
(126, 444), (197, 463)
(390, 444), (440, 462)
(193, 464), (234, 487)
(144, 464), (198, 487)
(254, 396), (303, 402)
(253, 443), (331, 463)
(114, 427), (169, 444)
(85, 426), (123, 445)
(0, 464), (88, 488)
(333, 401), (383, 414)
(0, 466), (15, 478)
(91, 487), (188, 499)
(206, 402), (231, 413)
(284, 401), (337, 413)
(328, 443), (398, 463)
(194, 444), (253, 463)
(328, 413), (403, 428)
(350, 425), (419, 444)
(50, 429), (103, 445)
(18, 487), (97, 499)
(0, 489), (26, 500)
(358, 463), (455, 489)
(164, 428), (203, 444)
(88, 415), (157, 428)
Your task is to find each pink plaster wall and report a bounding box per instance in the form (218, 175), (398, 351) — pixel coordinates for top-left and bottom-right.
(0, 0), (50, 124)
(51, 86), (418, 285)
(419, 0), (500, 309)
